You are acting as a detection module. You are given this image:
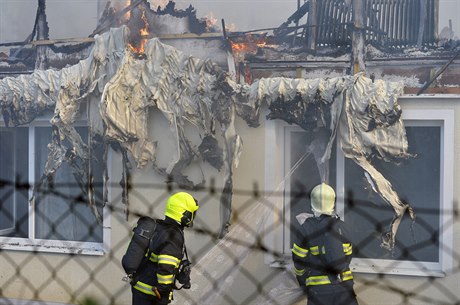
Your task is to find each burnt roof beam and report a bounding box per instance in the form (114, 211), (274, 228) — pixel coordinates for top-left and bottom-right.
(417, 50), (460, 95)
(90, 0), (145, 37)
(274, 1), (310, 37)
(351, 0), (366, 74)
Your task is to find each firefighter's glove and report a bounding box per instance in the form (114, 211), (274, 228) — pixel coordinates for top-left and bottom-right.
(122, 273), (134, 284)
(176, 259), (192, 289)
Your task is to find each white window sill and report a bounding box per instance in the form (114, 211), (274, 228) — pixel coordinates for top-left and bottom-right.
(0, 238), (107, 255)
(268, 255), (447, 278)
(350, 258), (446, 277)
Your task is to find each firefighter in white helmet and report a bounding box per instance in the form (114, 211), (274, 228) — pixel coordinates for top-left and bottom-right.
(292, 183), (359, 305)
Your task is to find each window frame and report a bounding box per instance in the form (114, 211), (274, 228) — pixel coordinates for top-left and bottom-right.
(0, 116), (111, 255)
(264, 106), (454, 277)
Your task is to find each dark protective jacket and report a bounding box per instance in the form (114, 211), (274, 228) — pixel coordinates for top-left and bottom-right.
(292, 214), (354, 288)
(133, 217), (184, 303)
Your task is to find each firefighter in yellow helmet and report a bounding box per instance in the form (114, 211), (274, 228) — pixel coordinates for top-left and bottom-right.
(292, 183), (359, 305)
(131, 192), (199, 305)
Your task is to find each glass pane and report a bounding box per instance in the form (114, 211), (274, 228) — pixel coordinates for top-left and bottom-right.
(288, 130), (337, 247)
(34, 127), (103, 242)
(0, 127), (29, 238)
(345, 126), (440, 262)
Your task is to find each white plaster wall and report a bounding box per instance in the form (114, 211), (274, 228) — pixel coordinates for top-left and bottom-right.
(222, 96), (460, 305)
(0, 95), (459, 305)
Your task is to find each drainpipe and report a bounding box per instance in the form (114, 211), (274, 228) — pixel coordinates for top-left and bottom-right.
(351, 0), (365, 74)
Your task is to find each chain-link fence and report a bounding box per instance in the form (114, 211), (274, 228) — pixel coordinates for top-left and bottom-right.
(0, 178), (459, 305)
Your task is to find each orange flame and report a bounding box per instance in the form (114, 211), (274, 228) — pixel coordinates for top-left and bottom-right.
(230, 36), (267, 54)
(128, 7), (150, 54)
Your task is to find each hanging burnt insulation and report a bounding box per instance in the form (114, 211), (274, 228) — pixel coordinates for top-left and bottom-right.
(0, 26), (258, 236)
(198, 134), (224, 170)
(246, 74), (414, 249)
(0, 22), (416, 247)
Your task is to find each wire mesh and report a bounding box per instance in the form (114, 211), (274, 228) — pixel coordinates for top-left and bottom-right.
(0, 178), (459, 305)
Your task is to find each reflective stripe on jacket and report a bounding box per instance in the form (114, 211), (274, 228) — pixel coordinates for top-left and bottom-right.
(292, 242), (353, 258)
(291, 214), (355, 287)
(133, 218), (184, 298)
(292, 241), (353, 283)
(147, 252), (181, 284)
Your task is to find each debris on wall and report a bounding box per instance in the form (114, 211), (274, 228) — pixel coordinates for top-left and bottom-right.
(246, 73), (414, 249)
(1, 20), (415, 246)
(0, 23), (414, 246)
(0, 26), (261, 236)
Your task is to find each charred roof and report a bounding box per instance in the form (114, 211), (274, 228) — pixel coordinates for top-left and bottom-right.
(0, 0), (219, 77)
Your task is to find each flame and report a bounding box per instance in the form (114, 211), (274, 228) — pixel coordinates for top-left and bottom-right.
(139, 10), (149, 36)
(229, 35), (267, 53)
(205, 12), (218, 31)
(128, 7), (150, 54)
(230, 41), (266, 53)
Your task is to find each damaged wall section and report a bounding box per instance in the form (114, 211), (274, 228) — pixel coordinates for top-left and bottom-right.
(1, 23), (416, 247)
(0, 26), (258, 237)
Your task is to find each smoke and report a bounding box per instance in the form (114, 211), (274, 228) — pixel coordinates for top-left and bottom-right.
(148, 0), (170, 9)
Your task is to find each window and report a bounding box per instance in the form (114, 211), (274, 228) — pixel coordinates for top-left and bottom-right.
(0, 117), (110, 255)
(264, 107), (454, 276)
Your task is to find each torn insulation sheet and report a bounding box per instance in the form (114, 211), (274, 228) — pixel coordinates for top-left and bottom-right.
(247, 73), (413, 249)
(0, 26), (254, 236)
(338, 75), (415, 250)
(0, 25), (414, 247)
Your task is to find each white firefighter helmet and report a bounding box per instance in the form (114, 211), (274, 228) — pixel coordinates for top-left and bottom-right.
(310, 183), (336, 216)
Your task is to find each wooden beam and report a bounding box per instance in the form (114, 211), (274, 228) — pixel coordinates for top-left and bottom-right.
(90, 0), (145, 37)
(156, 33), (223, 40)
(306, 0), (317, 51)
(351, 0), (366, 74)
(0, 32), (223, 48)
(31, 37), (96, 46)
(417, 50), (460, 95)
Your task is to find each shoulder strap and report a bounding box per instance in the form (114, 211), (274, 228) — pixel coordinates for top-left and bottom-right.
(134, 219), (158, 277)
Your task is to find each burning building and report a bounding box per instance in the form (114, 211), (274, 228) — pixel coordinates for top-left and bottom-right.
(0, 0), (459, 305)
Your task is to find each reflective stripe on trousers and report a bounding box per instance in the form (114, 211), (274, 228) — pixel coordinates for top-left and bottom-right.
(133, 281), (172, 300)
(305, 270), (353, 286)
